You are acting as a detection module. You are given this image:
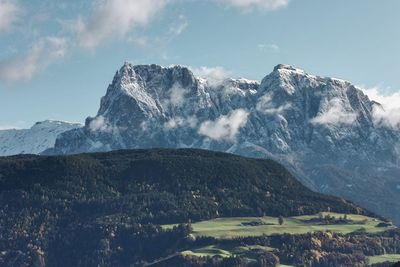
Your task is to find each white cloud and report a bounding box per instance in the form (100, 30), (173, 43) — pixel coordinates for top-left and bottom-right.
(167, 14), (188, 36)
(169, 83), (187, 106)
(310, 98), (357, 125)
(0, 0), (21, 32)
(74, 0), (168, 50)
(191, 66), (231, 87)
(127, 35), (149, 47)
(258, 43), (280, 53)
(217, 0), (289, 11)
(256, 93), (291, 114)
(89, 115), (115, 132)
(198, 109), (249, 141)
(164, 116), (198, 130)
(161, 83), (188, 107)
(362, 87), (400, 129)
(127, 14), (187, 49)
(0, 37), (67, 83)
(140, 120), (150, 131)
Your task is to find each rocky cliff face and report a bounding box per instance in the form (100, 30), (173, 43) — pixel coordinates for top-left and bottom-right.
(51, 63), (400, 223)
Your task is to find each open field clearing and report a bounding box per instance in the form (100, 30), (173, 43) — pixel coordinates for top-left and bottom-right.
(164, 212), (394, 239)
(368, 254), (400, 265)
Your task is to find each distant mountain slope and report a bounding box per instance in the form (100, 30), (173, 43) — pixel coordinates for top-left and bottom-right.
(48, 63), (400, 224)
(0, 120), (82, 156)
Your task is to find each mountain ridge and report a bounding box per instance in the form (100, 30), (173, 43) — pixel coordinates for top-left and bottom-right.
(0, 120), (82, 156)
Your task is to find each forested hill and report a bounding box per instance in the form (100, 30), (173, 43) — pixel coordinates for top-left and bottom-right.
(0, 149), (367, 223)
(0, 149), (377, 266)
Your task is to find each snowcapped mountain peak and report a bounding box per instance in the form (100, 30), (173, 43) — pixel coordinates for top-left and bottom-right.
(56, 62), (386, 157)
(260, 64), (361, 100)
(0, 120), (82, 156)
(260, 64), (319, 95)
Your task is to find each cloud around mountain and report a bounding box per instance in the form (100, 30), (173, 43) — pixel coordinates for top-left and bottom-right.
(363, 87), (400, 129)
(198, 109), (249, 141)
(310, 98), (357, 126)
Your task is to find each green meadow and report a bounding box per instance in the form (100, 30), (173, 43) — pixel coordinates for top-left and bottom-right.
(181, 244), (277, 262)
(164, 212), (393, 239)
(367, 254), (400, 265)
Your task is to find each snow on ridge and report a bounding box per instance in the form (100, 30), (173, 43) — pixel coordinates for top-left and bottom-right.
(0, 120), (82, 156)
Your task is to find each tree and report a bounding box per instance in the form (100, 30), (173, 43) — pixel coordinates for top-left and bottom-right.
(278, 215), (284, 225)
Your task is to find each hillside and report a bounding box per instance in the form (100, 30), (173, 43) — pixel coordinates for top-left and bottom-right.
(0, 148), (372, 266)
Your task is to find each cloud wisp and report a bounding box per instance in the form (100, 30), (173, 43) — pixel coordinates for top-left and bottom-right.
(89, 115), (122, 133)
(256, 93), (291, 114)
(167, 14), (188, 37)
(216, 0), (290, 11)
(160, 82), (189, 108)
(257, 43), (280, 53)
(310, 98), (357, 126)
(362, 87), (400, 129)
(164, 116), (198, 130)
(0, 0), (21, 32)
(0, 37), (67, 83)
(74, 0), (168, 50)
(0, 0), (290, 84)
(198, 109), (249, 141)
(191, 66), (231, 87)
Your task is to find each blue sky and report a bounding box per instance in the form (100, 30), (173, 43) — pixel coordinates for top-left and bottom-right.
(1, 0), (400, 129)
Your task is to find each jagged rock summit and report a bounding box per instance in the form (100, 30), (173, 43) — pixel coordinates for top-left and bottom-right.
(47, 63), (400, 224)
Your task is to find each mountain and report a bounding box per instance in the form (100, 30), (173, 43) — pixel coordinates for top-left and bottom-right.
(0, 120), (82, 156)
(47, 63), (400, 225)
(0, 149), (373, 266)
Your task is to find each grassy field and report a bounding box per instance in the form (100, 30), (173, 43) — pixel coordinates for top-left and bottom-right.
(181, 245), (232, 258)
(164, 212), (393, 239)
(173, 213), (395, 266)
(368, 254), (400, 265)
(181, 244), (276, 261)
